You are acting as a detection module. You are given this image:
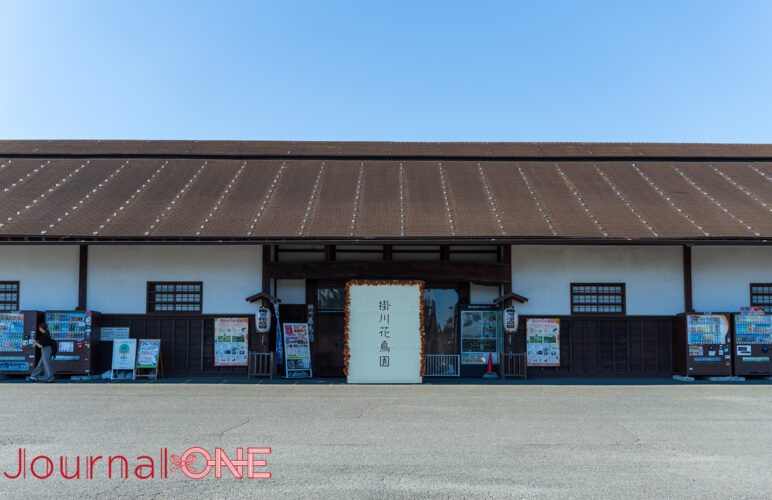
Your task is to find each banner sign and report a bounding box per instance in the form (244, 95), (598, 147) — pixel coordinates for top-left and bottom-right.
(111, 338), (137, 371)
(282, 323), (312, 378)
(214, 317), (249, 366)
(273, 302), (283, 365)
(526, 318), (560, 367)
(136, 339), (161, 368)
(346, 281), (424, 384)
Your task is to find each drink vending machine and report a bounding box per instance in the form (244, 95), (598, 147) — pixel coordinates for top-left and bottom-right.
(733, 313), (772, 376)
(45, 311), (101, 375)
(0, 311), (43, 374)
(676, 313), (732, 377)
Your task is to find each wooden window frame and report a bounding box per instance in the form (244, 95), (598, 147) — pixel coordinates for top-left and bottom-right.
(750, 283), (772, 309)
(0, 281), (20, 311)
(570, 283), (626, 315)
(146, 281), (203, 314)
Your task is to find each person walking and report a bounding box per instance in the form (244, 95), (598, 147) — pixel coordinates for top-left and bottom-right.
(27, 323), (56, 383)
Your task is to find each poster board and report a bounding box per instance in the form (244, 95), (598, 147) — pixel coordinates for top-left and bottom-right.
(214, 317), (249, 366)
(135, 339), (163, 379)
(111, 338), (137, 379)
(346, 281), (424, 384)
(282, 323), (312, 378)
(526, 318), (561, 367)
(460, 305), (501, 364)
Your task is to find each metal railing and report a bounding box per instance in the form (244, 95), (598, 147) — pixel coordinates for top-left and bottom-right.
(501, 353), (527, 379)
(248, 352), (274, 379)
(425, 354), (461, 377)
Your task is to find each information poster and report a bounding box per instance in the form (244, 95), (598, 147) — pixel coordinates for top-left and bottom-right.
(526, 318), (560, 367)
(460, 306), (500, 364)
(111, 338), (137, 371)
(686, 314), (729, 344)
(346, 282), (423, 384)
(214, 317), (249, 366)
(283, 323), (312, 378)
(136, 339), (161, 368)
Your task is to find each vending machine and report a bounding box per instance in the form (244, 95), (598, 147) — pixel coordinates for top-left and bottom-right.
(676, 313), (732, 377)
(733, 313), (772, 376)
(45, 311), (101, 375)
(0, 311), (43, 374)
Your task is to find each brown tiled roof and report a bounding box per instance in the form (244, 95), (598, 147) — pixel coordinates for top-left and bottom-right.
(3, 140), (772, 158)
(0, 141), (770, 242)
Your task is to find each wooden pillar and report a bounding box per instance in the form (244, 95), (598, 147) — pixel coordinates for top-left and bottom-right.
(261, 245), (271, 294)
(683, 245), (693, 313)
(501, 244), (512, 294)
(77, 245), (88, 310)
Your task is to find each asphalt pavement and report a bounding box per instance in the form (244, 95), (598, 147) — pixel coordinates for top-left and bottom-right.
(0, 380), (770, 499)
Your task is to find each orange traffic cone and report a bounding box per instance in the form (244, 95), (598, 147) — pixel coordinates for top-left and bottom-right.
(483, 352), (497, 379)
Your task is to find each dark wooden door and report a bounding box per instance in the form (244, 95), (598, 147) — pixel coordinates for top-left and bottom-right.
(315, 313), (345, 377)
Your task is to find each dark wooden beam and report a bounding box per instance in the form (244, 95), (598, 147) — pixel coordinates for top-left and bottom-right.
(77, 244), (88, 310)
(383, 245), (392, 261)
(683, 245), (693, 313)
(324, 245), (336, 262)
(263, 260), (511, 284)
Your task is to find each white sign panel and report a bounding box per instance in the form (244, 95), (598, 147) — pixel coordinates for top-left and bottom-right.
(346, 282), (423, 384)
(101, 327), (130, 341)
(111, 338), (137, 370)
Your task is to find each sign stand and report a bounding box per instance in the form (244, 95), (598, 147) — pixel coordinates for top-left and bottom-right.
(282, 323), (312, 378)
(135, 339), (163, 380)
(135, 355), (163, 380)
(110, 338), (137, 380)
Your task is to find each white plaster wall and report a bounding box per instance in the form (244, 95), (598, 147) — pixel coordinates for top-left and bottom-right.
(511, 245), (684, 315)
(692, 246), (772, 312)
(276, 279), (306, 304)
(88, 245), (262, 314)
(470, 284), (500, 304)
(0, 245), (79, 310)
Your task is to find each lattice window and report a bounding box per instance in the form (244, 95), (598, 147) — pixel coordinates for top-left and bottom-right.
(571, 283), (625, 314)
(147, 282), (202, 313)
(750, 284), (772, 309)
(0, 282), (19, 311)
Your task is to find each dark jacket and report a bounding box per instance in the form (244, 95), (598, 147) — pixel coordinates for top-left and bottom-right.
(36, 330), (54, 349)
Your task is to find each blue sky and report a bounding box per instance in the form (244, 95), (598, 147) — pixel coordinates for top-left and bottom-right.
(1, 1), (771, 142)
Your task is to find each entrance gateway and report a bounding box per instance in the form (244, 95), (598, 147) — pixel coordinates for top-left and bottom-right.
(264, 243), (510, 379)
(304, 279), (470, 378)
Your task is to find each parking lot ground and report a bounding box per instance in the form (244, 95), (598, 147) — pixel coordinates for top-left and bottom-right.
(0, 381), (770, 498)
